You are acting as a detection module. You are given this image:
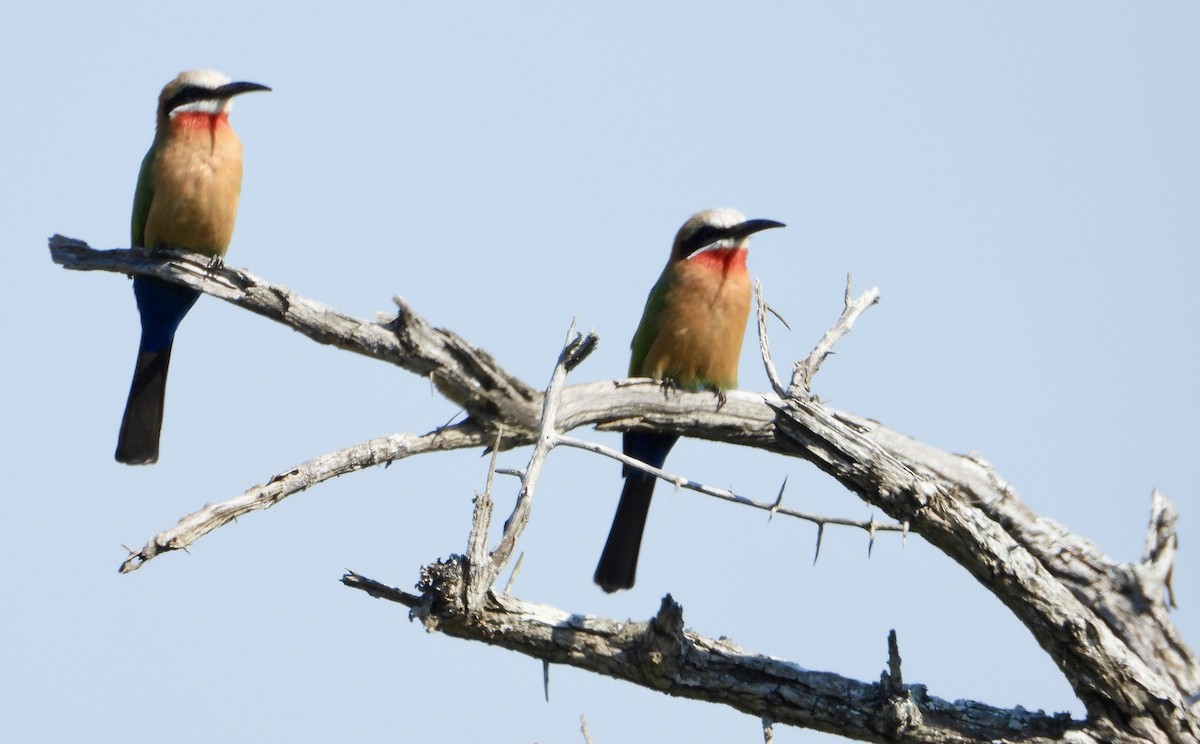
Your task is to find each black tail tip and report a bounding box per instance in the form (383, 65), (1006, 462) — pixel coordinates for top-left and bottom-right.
(114, 441), (159, 466)
(114, 446), (159, 465)
(593, 567), (634, 593)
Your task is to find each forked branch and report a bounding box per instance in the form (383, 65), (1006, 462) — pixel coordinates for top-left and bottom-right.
(54, 236), (1197, 742)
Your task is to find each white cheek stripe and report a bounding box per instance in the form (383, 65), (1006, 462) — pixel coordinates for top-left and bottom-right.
(170, 98), (230, 116)
(687, 238), (740, 260)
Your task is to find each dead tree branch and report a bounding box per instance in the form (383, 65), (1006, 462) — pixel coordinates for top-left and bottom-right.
(770, 399), (1199, 741)
(55, 236), (1198, 742)
(343, 571), (1084, 743)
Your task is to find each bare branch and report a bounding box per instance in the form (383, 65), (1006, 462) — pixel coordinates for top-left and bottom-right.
(1142, 489), (1178, 609)
(119, 424), (487, 573)
(554, 433), (906, 536)
(59, 236), (1198, 741)
(342, 570), (421, 609)
(754, 279), (788, 398)
(49, 236), (542, 430)
(790, 274), (880, 397)
(771, 397), (1200, 741)
(343, 572), (1087, 743)
(464, 428), (502, 612)
(115, 380), (809, 573)
(486, 324), (594, 579)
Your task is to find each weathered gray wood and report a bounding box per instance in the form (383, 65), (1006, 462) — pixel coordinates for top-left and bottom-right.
(53, 236), (1198, 742)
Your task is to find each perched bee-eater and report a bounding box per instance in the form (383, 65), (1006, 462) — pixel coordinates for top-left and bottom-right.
(115, 70), (270, 465)
(593, 208), (785, 592)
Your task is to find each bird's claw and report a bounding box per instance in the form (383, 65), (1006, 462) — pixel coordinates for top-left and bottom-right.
(659, 377), (679, 399)
(715, 389), (728, 411)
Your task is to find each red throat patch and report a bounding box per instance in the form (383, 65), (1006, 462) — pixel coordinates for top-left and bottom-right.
(688, 247), (748, 274)
(170, 111), (230, 133)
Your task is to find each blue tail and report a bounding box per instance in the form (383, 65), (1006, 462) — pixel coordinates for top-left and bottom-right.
(115, 276), (200, 465)
(593, 430), (679, 592)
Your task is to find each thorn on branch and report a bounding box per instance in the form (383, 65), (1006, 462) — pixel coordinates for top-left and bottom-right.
(814, 523), (825, 565)
(503, 552), (525, 595)
(484, 426), (504, 496)
(556, 434), (906, 542)
(768, 477), (787, 522)
(767, 305), (791, 332)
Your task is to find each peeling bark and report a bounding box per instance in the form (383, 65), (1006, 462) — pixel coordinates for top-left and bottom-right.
(52, 236), (1199, 742)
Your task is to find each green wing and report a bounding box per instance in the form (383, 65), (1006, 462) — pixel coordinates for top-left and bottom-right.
(130, 145), (156, 247)
(628, 266), (674, 377)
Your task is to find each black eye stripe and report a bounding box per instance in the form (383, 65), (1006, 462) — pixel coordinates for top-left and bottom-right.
(163, 85), (216, 114)
(681, 225), (725, 254)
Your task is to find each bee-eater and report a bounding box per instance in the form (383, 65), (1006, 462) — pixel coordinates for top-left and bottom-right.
(593, 208), (785, 592)
(115, 70), (270, 465)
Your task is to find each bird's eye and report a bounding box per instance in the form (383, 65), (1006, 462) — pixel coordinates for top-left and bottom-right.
(682, 226), (723, 255)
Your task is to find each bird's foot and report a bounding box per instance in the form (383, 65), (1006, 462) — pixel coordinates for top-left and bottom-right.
(714, 389), (728, 411)
(205, 255), (225, 272)
(659, 377), (680, 399)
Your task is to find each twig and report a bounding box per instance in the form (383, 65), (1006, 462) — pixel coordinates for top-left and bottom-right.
(755, 279), (788, 399)
(119, 424), (487, 573)
(790, 274), (880, 397)
(502, 552), (525, 595)
(555, 433), (906, 536)
(342, 570), (421, 608)
(465, 427), (504, 612)
(1142, 489), (1178, 609)
(488, 322), (595, 581)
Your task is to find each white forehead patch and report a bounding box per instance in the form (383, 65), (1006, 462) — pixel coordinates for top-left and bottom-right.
(692, 207), (746, 230)
(176, 69), (232, 89)
(678, 207), (746, 244)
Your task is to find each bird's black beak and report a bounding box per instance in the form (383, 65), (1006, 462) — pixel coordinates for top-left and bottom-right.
(725, 218), (786, 240)
(682, 218), (786, 259)
(213, 81), (272, 98)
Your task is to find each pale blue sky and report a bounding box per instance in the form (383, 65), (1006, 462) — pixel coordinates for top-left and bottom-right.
(4, 3), (1198, 742)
